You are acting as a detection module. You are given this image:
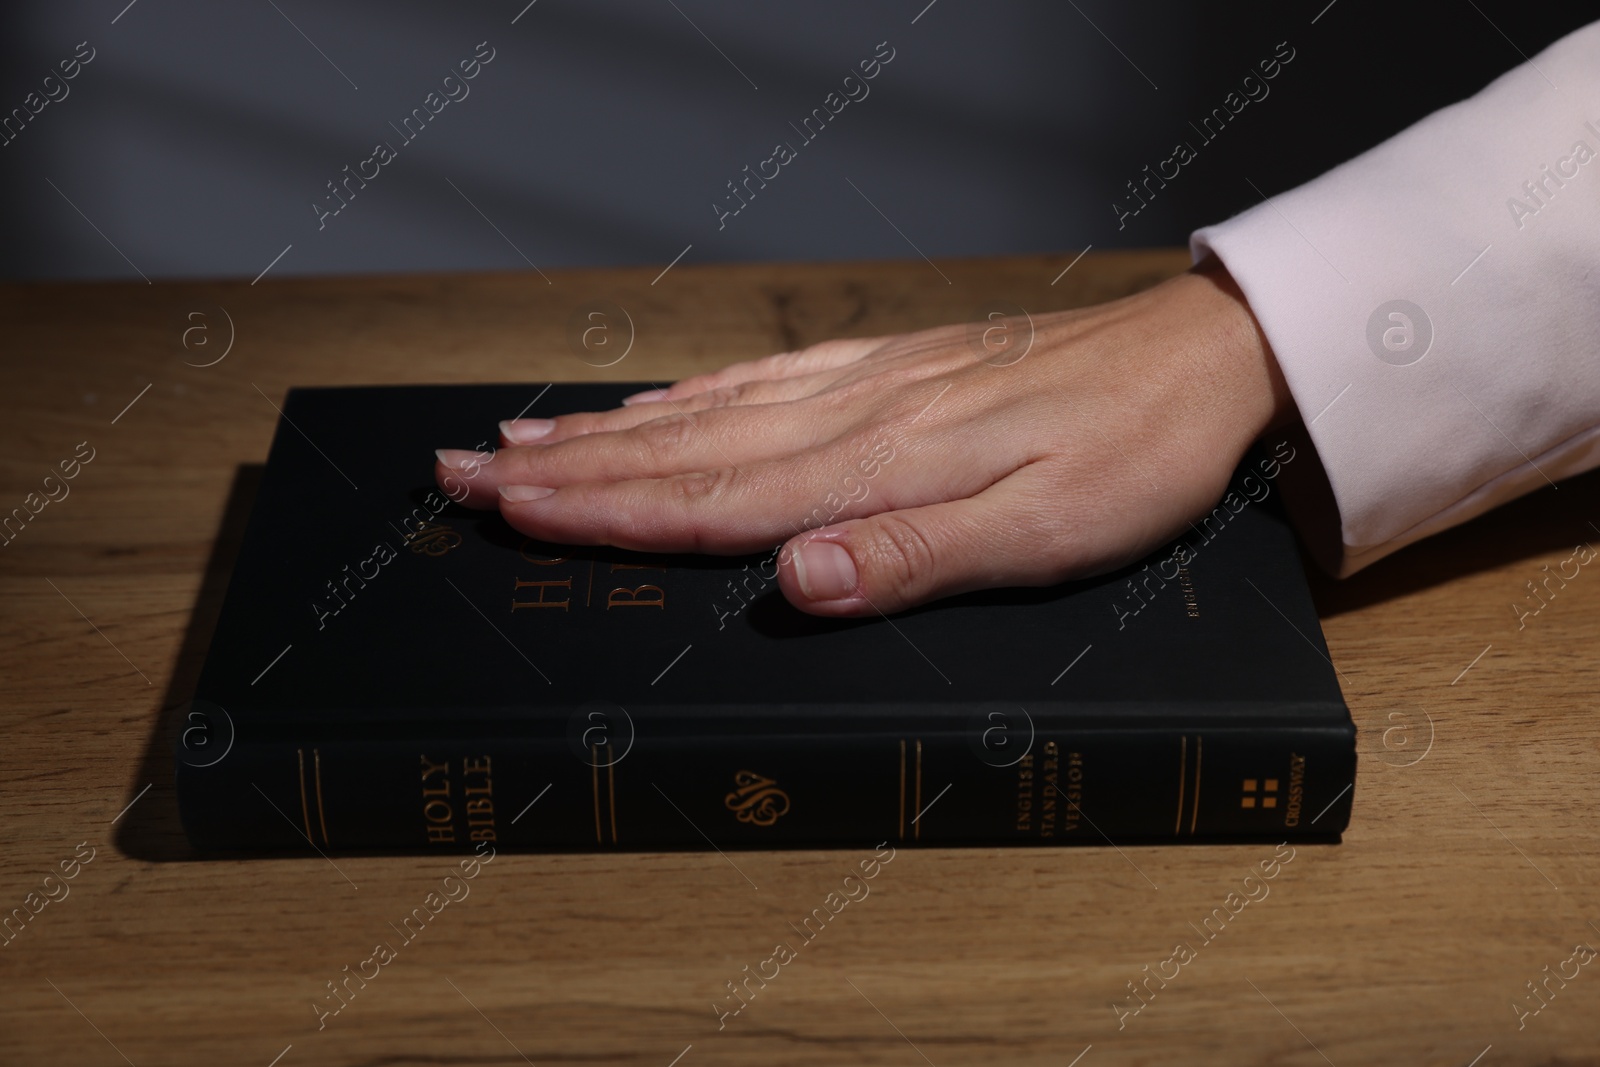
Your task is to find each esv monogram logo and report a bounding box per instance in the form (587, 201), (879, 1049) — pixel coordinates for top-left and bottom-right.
(725, 770), (790, 826)
(405, 522), (461, 556)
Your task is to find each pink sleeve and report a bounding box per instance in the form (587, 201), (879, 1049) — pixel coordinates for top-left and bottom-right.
(1190, 21), (1600, 576)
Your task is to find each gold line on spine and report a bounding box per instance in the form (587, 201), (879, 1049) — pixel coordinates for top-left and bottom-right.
(1189, 735), (1203, 835)
(898, 739), (906, 841)
(914, 740), (923, 842)
(1175, 736), (1187, 836)
(607, 759), (618, 845)
(591, 744), (603, 844)
(296, 748), (314, 843)
(313, 748), (331, 847)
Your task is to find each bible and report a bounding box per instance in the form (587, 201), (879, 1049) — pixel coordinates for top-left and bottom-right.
(177, 383), (1356, 852)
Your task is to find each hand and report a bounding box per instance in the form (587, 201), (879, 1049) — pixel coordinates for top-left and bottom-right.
(435, 259), (1294, 617)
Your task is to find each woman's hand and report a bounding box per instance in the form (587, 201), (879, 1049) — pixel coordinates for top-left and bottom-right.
(435, 260), (1294, 617)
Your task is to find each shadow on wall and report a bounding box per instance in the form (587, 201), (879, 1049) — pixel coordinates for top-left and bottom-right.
(0, 0), (1590, 280)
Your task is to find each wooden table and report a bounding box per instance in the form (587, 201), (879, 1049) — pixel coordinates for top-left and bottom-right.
(3, 252), (1597, 1066)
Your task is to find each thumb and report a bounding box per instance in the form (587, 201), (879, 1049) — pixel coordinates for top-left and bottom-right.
(777, 466), (1063, 616)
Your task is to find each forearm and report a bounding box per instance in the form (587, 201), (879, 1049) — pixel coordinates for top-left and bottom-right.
(1191, 19), (1600, 574)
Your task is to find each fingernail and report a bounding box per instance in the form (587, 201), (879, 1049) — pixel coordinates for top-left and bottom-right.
(498, 484), (555, 502)
(793, 541), (858, 601)
(436, 448), (492, 469)
(499, 418), (556, 443)
(621, 388), (669, 406)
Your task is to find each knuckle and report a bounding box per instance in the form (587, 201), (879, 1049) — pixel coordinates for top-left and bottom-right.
(687, 372), (729, 392)
(703, 383), (751, 408)
(775, 345), (837, 373)
(838, 425), (898, 471)
(865, 512), (937, 591)
(799, 336), (873, 364)
(777, 344), (836, 378)
(667, 466), (738, 507)
(662, 373), (716, 398)
(836, 364), (931, 408)
(634, 415), (697, 466)
(828, 374), (893, 410)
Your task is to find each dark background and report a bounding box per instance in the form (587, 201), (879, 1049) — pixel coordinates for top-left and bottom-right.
(1, 0), (1594, 281)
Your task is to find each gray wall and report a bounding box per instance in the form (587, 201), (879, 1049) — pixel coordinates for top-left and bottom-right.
(0, 1), (1587, 281)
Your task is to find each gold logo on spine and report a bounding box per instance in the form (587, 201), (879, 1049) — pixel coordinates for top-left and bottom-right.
(1240, 778), (1279, 809)
(406, 522), (462, 556)
(724, 770), (790, 826)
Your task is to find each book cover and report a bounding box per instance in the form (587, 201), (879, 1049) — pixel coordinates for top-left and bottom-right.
(177, 383), (1356, 853)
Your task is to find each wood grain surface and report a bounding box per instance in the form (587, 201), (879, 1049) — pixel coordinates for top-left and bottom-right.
(2, 251), (1597, 1066)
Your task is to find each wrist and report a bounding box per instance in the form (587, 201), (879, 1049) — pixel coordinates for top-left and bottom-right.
(1183, 255), (1296, 438)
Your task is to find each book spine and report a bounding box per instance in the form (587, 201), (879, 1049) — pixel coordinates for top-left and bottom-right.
(176, 720), (1356, 852)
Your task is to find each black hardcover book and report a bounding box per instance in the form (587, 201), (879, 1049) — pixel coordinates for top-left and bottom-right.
(177, 383), (1356, 853)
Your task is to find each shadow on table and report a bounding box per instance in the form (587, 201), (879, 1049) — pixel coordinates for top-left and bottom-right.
(1307, 465), (1600, 619)
(115, 464), (262, 863)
